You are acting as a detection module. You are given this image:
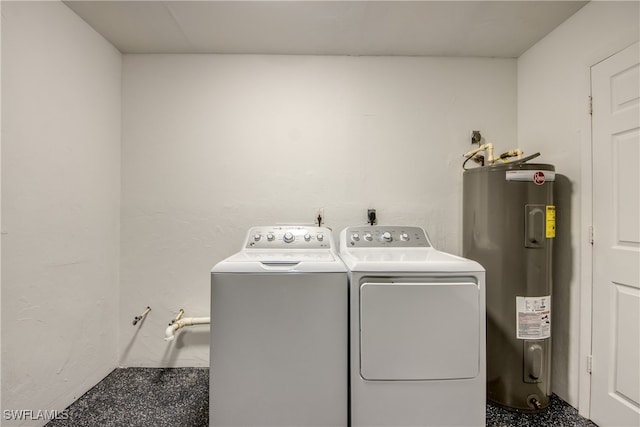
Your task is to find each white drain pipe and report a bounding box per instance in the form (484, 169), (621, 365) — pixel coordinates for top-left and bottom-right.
(463, 143), (495, 165)
(164, 317), (210, 341)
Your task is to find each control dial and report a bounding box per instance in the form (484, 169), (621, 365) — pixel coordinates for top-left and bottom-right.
(364, 233), (373, 241)
(351, 233), (360, 241)
(316, 233), (324, 241)
(304, 234), (311, 242)
(267, 233), (275, 241)
(400, 232), (409, 241)
(381, 231), (392, 242)
(283, 232), (295, 243)
(253, 233), (262, 242)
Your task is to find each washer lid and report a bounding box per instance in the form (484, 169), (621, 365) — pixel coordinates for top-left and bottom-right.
(212, 250), (346, 273)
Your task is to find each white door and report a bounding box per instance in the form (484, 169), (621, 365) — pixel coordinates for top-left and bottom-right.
(591, 41), (640, 427)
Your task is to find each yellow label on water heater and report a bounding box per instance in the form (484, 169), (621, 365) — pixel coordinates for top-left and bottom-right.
(546, 205), (556, 238)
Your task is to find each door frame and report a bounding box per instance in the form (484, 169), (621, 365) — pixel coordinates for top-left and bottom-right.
(577, 62), (594, 418)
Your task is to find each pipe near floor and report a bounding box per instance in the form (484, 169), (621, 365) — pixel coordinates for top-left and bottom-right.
(164, 317), (210, 341)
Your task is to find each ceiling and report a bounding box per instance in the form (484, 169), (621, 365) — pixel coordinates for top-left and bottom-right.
(64, 1), (588, 58)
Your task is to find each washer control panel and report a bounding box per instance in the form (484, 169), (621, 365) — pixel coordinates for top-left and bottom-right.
(245, 226), (331, 249)
(345, 226), (431, 247)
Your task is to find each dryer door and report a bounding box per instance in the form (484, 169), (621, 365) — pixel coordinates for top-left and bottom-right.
(360, 280), (480, 381)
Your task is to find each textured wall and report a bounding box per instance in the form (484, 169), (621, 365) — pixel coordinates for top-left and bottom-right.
(120, 54), (517, 366)
(1, 2), (121, 424)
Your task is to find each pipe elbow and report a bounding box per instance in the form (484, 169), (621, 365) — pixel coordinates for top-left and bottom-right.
(164, 317), (210, 341)
(164, 323), (179, 341)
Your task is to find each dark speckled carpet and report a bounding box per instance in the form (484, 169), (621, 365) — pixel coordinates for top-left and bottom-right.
(46, 368), (209, 427)
(46, 367), (597, 427)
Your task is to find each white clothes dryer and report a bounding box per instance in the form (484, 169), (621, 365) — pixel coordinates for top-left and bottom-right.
(210, 226), (348, 427)
(339, 225), (486, 427)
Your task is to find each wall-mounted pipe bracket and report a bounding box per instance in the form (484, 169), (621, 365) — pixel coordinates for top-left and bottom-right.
(132, 306), (151, 326)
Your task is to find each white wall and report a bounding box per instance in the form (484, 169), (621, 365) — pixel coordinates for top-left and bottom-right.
(0, 0), (4, 415)
(1, 2), (121, 425)
(2, 0), (628, 417)
(120, 54), (517, 366)
(517, 0), (639, 411)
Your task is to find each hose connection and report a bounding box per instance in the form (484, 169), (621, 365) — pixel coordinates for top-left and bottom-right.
(132, 306), (151, 326)
(527, 394), (543, 410)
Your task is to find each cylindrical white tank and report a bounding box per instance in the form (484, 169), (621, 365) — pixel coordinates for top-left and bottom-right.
(463, 162), (555, 411)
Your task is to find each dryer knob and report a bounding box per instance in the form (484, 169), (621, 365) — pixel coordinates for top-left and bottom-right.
(267, 233), (275, 241)
(304, 234), (311, 241)
(283, 232), (295, 243)
(400, 232), (409, 241)
(351, 233), (360, 241)
(253, 233), (262, 241)
(382, 231), (392, 242)
(364, 233), (373, 241)
(316, 233), (324, 241)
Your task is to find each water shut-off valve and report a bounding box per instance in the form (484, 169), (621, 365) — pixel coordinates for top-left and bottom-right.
(132, 306), (151, 326)
(463, 131), (524, 169)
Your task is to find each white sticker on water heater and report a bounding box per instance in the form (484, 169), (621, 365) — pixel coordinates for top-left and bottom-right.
(506, 170), (556, 183)
(516, 296), (551, 339)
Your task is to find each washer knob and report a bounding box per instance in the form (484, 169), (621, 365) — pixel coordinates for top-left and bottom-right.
(381, 231), (392, 242)
(304, 233), (311, 242)
(283, 232), (295, 243)
(400, 232), (409, 241)
(253, 233), (262, 241)
(267, 233), (275, 241)
(352, 233), (360, 241)
(316, 233), (324, 241)
(364, 233), (373, 241)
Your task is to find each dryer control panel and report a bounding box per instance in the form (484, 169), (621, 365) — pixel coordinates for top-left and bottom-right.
(245, 226), (332, 249)
(345, 226), (431, 248)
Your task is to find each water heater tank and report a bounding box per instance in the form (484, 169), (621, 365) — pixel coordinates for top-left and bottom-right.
(463, 162), (554, 411)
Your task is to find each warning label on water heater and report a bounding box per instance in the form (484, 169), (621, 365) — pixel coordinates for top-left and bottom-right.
(516, 296), (551, 339)
(546, 205), (556, 238)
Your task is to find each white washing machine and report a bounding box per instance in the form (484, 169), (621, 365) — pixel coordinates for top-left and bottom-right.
(339, 225), (486, 427)
(210, 226), (348, 427)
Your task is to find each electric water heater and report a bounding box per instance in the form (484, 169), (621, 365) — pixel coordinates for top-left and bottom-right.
(463, 162), (555, 411)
